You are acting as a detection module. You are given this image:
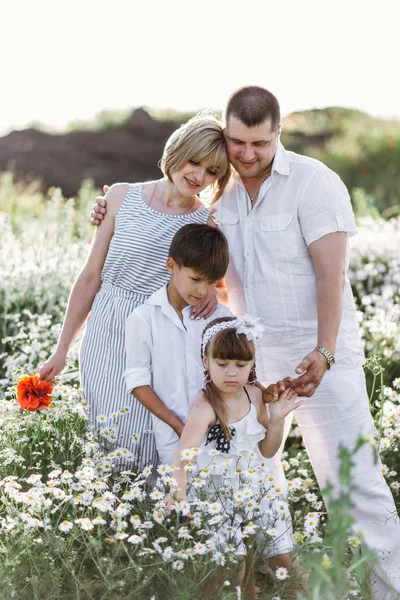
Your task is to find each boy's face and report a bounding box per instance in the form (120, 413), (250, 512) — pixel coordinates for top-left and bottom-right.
(166, 259), (217, 307)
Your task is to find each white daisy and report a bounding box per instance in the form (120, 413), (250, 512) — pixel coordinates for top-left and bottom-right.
(275, 567), (288, 581)
(58, 520), (73, 533)
(75, 518), (94, 531)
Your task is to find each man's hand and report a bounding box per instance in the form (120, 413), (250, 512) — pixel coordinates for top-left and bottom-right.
(290, 350), (328, 397)
(258, 378), (294, 403)
(90, 185), (109, 225)
(191, 293), (218, 320)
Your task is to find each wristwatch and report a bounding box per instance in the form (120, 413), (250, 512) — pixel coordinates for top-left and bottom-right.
(314, 346), (335, 370)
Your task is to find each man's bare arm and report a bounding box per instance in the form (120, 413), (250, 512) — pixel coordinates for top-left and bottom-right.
(291, 231), (347, 397)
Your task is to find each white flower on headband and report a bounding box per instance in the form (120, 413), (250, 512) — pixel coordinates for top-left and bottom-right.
(235, 314), (265, 342)
(201, 314), (264, 355)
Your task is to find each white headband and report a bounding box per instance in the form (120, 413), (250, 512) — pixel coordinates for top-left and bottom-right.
(201, 314), (264, 356)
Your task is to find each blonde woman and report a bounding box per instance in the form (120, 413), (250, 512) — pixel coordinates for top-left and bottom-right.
(39, 115), (231, 467)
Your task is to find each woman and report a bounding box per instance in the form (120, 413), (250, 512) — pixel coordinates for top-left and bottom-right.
(39, 114), (231, 467)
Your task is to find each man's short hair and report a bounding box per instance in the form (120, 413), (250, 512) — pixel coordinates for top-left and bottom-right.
(224, 86), (281, 130)
(169, 224), (229, 282)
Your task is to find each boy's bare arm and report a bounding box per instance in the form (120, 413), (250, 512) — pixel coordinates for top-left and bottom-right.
(132, 386), (184, 437)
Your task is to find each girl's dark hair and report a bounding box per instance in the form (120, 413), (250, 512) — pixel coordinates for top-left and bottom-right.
(169, 224), (229, 283)
(201, 317), (256, 439)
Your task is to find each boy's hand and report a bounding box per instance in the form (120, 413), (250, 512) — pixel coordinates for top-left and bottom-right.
(191, 293), (218, 320)
(269, 388), (303, 421)
(90, 185), (109, 225)
(174, 421), (185, 438)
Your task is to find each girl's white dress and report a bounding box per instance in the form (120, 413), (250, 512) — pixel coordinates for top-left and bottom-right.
(194, 391), (293, 558)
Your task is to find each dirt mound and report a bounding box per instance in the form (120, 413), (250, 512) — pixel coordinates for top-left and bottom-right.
(0, 109), (178, 197)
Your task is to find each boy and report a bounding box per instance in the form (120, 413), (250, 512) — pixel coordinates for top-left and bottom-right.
(124, 223), (232, 465)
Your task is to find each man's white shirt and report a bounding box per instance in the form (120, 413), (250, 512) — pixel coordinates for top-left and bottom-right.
(214, 141), (364, 378)
(124, 284), (232, 463)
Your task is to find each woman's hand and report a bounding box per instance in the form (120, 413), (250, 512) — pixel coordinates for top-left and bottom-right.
(191, 292), (218, 320)
(39, 350), (66, 381)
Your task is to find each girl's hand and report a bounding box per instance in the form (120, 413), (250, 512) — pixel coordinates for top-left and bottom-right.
(261, 379), (292, 403)
(191, 292), (217, 320)
(39, 351), (66, 381)
(163, 490), (189, 515)
(269, 388), (303, 421)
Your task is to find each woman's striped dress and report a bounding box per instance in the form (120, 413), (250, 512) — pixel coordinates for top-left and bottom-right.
(80, 183), (210, 468)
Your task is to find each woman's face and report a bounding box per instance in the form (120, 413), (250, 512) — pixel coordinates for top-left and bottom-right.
(170, 159), (220, 197)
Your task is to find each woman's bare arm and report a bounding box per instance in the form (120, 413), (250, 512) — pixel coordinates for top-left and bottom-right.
(39, 183), (129, 380)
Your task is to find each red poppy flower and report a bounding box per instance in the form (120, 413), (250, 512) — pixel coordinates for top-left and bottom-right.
(16, 374), (53, 412)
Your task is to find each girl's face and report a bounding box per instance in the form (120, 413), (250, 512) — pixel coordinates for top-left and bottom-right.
(170, 159), (220, 197)
(204, 353), (253, 393)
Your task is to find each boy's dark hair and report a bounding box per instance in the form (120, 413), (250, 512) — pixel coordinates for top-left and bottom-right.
(169, 224), (229, 282)
(224, 85), (281, 130)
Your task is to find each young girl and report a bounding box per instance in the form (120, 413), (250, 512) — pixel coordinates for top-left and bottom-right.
(164, 316), (306, 597)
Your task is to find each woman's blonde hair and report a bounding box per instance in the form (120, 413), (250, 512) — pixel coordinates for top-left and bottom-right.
(201, 317), (256, 439)
(160, 114), (231, 203)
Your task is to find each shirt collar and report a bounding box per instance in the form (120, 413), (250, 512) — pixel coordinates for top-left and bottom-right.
(146, 284), (192, 329)
(272, 140), (291, 176)
(231, 140), (291, 183)
(147, 284), (169, 307)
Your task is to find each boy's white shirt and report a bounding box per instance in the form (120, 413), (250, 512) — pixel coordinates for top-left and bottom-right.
(124, 284), (232, 464)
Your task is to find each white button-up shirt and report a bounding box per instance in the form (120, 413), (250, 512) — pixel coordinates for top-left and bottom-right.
(124, 285), (232, 463)
(214, 142), (364, 379)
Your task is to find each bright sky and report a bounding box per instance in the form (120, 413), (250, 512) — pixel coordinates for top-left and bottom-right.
(1, 0), (399, 134)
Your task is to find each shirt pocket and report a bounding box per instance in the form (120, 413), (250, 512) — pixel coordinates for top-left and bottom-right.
(260, 212), (298, 260)
(213, 208), (240, 227)
(213, 208), (240, 248)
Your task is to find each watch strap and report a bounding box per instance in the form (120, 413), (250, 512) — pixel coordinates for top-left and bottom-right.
(315, 346), (335, 369)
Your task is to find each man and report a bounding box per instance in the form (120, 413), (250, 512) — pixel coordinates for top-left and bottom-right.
(91, 86), (400, 598)
(213, 86), (400, 599)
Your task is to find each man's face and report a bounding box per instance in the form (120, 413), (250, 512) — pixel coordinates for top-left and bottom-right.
(224, 116), (281, 179)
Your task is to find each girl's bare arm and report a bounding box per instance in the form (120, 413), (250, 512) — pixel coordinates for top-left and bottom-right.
(164, 393), (215, 510)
